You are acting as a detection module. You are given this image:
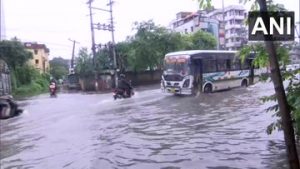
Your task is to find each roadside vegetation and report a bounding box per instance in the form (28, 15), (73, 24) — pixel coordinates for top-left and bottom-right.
(49, 57), (69, 80)
(75, 20), (217, 76)
(0, 39), (50, 97)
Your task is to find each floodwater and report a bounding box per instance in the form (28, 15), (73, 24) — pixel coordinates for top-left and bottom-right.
(0, 82), (292, 169)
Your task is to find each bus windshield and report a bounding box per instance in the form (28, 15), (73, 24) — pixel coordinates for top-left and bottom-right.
(164, 57), (189, 75)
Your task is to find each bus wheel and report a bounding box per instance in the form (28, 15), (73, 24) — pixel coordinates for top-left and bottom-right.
(241, 79), (248, 87)
(204, 84), (212, 93)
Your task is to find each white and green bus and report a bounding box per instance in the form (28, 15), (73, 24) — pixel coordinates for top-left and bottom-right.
(161, 50), (266, 95)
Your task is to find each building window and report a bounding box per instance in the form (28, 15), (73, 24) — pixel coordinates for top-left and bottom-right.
(191, 26), (194, 32)
(185, 29), (188, 34)
(34, 49), (38, 55)
(35, 59), (39, 65)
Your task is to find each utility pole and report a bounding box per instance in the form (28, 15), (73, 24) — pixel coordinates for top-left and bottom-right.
(87, 0), (98, 91)
(108, 0), (118, 88)
(91, 0), (118, 88)
(0, 0), (2, 41)
(68, 38), (79, 71)
(298, 0), (300, 43)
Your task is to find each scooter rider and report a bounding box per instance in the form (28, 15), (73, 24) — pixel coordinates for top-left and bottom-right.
(49, 81), (57, 96)
(117, 74), (132, 96)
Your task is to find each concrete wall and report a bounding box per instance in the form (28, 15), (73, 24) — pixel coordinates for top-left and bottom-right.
(0, 60), (11, 96)
(78, 70), (163, 91)
(124, 70), (162, 86)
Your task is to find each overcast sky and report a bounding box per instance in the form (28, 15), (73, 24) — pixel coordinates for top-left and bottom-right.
(2, 0), (300, 60)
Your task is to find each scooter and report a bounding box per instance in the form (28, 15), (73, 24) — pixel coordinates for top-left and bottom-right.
(0, 96), (23, 119)
(49, 85), (57, 98)
(113, 88), (134, 100)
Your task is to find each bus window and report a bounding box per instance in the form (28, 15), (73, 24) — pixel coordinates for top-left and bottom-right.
(217, 59), (228, 71)
(226, 59), (231, 70)
(203, 59), (217, 73)
(241, 59), (251, 70)
(231, 59), (241, 70)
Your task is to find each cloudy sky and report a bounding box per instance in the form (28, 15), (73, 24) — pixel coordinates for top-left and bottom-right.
(2, 0), (300, 59)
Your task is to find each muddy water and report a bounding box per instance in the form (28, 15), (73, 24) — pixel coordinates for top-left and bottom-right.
(0, 83), (290, 169)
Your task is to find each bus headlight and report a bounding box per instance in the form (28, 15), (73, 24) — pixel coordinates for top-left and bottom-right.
(183, 79), (190, 88)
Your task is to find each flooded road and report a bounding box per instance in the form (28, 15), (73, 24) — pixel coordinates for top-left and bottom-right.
(0, 83), (291, 169)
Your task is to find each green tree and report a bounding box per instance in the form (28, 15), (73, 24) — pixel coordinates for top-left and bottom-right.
(124, 20), (217, 71)
(49, 57), (69, 80)
(0, 38), (33, 69)
(115, 41), (131, 72)
(75, 47), (94, 77)
(126, 20), (164, 71)
(94, 44), (114, 71)
(186, 30), (217, 50)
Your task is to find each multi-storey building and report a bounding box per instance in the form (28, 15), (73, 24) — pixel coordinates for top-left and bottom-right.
(207, 5), (247, 50)
(170, 11), (220, 49)
(170, 5), (247, 50)
(24, 42), (50, 73)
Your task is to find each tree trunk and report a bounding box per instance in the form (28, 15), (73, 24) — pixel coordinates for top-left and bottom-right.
(258, 0), (300, 168)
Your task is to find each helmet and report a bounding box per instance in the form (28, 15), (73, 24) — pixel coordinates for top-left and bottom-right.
(120, 74), (125, 78)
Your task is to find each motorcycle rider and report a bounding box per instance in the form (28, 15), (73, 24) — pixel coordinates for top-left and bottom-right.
(117, 74), (132, 97)
(49, 82), (57, 96)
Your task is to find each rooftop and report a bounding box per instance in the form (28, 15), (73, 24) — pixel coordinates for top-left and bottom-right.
(24, 42), (50, 53)
(165, 50), (238, 56)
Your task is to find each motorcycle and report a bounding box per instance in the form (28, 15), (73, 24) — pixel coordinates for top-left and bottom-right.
(49, 85), (57, 97)
(0, 96), (23, 119)
(113, 88), (134, 100)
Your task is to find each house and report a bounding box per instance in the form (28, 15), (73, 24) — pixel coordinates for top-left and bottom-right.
(24, 42), (50, 73)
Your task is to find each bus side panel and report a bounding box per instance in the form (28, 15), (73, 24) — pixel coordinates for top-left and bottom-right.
(202, 70), (250, 91)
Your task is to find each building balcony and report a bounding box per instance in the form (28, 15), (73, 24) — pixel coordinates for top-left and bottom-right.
(225, 24), (243, 30)
(225, 41), (242, 48)
(225, 32), (240, 39)
(224, 15), (245, 21)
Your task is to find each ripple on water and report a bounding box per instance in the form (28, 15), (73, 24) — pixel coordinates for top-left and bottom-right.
(0, 83), (290, 169)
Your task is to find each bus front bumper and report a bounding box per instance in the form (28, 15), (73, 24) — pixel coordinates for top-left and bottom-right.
(163, 87), (192, 95)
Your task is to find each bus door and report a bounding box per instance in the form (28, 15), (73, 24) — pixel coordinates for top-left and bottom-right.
(191, 59), (203, 93)
(248, 59), (254, 85)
